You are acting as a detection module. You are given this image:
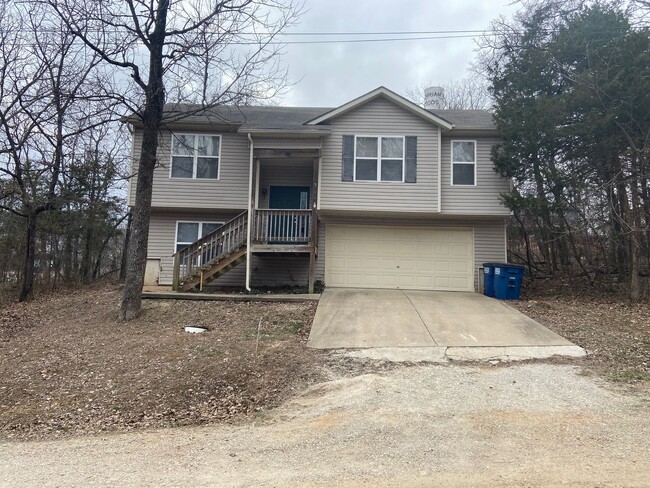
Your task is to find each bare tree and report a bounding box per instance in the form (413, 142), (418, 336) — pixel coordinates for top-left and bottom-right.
(406, 75), (491, 110)
(44, 0), (302, 320)
(0, 4), (110, 300)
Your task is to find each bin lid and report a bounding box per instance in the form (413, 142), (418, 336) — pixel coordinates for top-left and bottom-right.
(493, 263), (525, 270)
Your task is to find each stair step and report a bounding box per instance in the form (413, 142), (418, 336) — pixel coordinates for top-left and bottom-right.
(179, 247), (248, 290)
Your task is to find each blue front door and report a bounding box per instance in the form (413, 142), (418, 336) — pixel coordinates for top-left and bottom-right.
(268, 186), (310, 243)
(269, 186), (310, 210)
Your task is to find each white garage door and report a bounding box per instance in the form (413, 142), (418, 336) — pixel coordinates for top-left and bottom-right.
(325, 225), (474, 291)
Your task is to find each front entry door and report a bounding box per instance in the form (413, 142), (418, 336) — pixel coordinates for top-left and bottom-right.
(268, 186), (311, 243)
(269, 186), (310, 210)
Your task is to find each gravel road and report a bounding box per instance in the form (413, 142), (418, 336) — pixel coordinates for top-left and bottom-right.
(1, 363), (648, 487)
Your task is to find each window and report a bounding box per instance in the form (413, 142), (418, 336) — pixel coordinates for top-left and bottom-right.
(171, 134), (220, 179)
(175, 221), (223, 252)
(354, 136), (404, 182)
(451, 140), (476, 186)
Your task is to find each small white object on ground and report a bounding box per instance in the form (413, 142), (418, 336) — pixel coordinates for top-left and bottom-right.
(184, 326), (207, 334)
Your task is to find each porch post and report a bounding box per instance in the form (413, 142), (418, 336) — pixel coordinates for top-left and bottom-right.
(308, 156), (319, 294)
(245, 134), (254, 292)
(172, 253), (180, 291)
(254, 159), (261, 210)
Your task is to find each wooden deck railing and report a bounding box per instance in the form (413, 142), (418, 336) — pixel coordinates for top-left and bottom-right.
(172, 211), (248, 290)
(252, 209), (312, 244)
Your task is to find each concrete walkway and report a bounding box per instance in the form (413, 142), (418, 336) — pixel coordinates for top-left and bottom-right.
(308, 289), (584, 359)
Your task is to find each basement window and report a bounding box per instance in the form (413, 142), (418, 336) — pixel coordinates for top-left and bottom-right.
(175, 221), (223, 252)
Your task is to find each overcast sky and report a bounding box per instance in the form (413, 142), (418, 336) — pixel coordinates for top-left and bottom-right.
(280, 0), (519, 107)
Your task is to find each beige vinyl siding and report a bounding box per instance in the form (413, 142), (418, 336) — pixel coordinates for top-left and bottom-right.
(254, 137), (321, 149)
(319, 97), (439, 212)
(147, 210), (242, 286)
(319, 215), (506, 291)
(128, 129), (250, 210)
(146, 210), (502, 291)
(315, 223), (326, 283)
(440, 136), (510, 215)
(257, 162), (313, 209)
(149, 210), (314, 288)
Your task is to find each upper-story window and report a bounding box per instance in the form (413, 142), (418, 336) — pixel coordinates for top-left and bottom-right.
(170, 134), (220, 179)
(354, 136), (404, 182)
(451, 140), (476, 186)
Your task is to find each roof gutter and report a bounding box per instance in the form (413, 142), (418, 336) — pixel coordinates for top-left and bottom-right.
(236, 128), (332, 137)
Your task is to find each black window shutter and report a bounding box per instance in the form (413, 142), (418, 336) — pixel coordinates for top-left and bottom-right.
(405, 136), (417, 183)
(341, 135), (354, 182)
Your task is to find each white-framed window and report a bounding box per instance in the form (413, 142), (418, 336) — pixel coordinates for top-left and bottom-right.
(451, 140), (477, 186)
(175, 221), (223, 252)
(170, 134), (221, 179)
(354, 135), (405, 182)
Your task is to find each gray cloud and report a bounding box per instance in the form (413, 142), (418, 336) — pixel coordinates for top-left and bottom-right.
(280, 0), (518, 106)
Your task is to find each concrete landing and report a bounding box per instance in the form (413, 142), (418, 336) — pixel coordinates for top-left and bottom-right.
(142, 291), (320, 302)
(308, 289), (582, 358)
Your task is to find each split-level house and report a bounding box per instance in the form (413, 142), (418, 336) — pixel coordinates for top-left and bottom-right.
(126, 86), (510, 294)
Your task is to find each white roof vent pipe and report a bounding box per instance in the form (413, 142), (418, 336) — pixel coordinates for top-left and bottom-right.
(424, 86), (445, 110)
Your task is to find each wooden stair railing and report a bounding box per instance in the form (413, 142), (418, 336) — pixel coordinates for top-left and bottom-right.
(172, 211), (248, 291)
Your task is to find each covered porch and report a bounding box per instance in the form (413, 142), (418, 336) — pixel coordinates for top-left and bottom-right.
(250, 147), (320, 252)
(171, 144), (321, 293)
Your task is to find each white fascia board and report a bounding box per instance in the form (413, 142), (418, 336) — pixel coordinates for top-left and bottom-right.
(305, 86), (454, 130)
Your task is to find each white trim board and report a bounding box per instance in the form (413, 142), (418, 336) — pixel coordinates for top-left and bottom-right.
(306, 86), (454, 129)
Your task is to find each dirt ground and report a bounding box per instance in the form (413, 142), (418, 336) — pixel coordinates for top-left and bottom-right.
(0, 285), (322, 441)
(512, 279), (650, 386)
(1, 363), (648, 487)
(1, 278), (648, 445)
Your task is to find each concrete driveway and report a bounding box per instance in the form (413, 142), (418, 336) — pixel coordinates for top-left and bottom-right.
(308, 289), (581, 356)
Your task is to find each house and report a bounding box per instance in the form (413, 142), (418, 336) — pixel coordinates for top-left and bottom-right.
(126, 86), (510, 294)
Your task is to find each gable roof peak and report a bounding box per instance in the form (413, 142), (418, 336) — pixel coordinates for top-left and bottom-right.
(305, 86), (454, 129)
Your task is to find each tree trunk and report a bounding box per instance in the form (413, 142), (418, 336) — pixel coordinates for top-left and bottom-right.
(514, 210), (535, 278)
(629, 175), (642, 301)
(118, 0), (168, 321)
(19, 213), (37, 302)
(62, 235), (73, 282)
(93, 213), (130, 280)
(119, 212), (132, 282)
(80, 226), (93, 283)
(118, 122), (159, 320)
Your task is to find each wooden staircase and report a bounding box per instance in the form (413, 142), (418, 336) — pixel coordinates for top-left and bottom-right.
(172, 211), (248, 292)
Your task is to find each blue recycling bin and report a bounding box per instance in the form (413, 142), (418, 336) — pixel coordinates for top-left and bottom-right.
(482, 263), (497, 297)
(493, 263), (525, 300)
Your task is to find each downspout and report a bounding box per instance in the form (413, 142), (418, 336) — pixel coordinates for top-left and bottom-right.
(245, 133), (254, 292)
(437, 127), (442, 213)
(317, 137), (322, 210)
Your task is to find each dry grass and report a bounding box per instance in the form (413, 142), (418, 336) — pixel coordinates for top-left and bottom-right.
(2, 277), (648, 442)
(513, 278), (650, 388)
(0, 285), (322, 441)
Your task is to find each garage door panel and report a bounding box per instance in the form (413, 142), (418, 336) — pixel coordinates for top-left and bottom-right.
(452, 260), (471, 273)
(363, 241), (381, 254)
(399, 259), (417, 271)
(325, 225), (474, 292)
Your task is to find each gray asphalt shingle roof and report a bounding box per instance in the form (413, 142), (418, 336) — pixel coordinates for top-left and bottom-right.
(428, 109), (496, 131)
(155, 102), (496, 131)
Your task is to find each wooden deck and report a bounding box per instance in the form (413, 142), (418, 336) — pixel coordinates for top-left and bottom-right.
(172, 208), (318, 292)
